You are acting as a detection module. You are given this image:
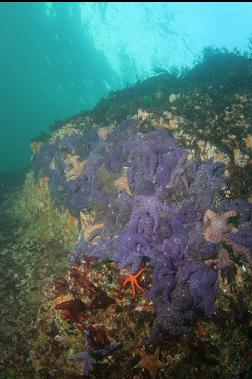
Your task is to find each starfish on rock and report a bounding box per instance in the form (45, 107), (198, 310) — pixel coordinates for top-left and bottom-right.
(123, 268), (146, 298)
(204, 209), (238, 243)
(135, 347), (168, 379)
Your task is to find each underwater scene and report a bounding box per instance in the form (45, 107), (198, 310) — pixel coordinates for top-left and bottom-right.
(1, 2), (252, 378)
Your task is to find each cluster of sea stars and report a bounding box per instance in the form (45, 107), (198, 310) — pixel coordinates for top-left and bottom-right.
(33, 118), (252, 344)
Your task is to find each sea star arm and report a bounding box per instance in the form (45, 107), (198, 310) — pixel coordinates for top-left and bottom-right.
(123, 268), (146, 297)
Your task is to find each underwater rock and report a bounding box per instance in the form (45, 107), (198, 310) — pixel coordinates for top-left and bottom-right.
(3, 48), (252, 379)
(32, 117), (252, 346)
(72, 328), (123, 377)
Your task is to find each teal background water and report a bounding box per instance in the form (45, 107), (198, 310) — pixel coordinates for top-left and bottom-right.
(0, 2), (252, 173)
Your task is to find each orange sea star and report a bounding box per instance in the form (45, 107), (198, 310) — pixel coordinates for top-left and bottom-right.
(135, 347), (168, 379)
(123, 268), (146, 298)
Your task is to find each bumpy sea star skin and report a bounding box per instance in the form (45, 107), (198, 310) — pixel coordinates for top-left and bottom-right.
(149, 290), (195, 343)
(188, 161), (226, 214)
(126, 128), (180, 193)
(225, 227), (252, 263)
(123, 268), (147, 298)
(220, 198), (252, 223)
(135, 347), (168, 379)
(130, 192), (174, 233)
(155, 148), (188, 189)
(32, 118), (252, 344)
(145, 259), (176, 304)
(204, 209), (238, 243)
(112, 221), (151, 273)
(206, 248), (233, 271)
(188, 266), (217, 315)
(226, 224), (252, 249)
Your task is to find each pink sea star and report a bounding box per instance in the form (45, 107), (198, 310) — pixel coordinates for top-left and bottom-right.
(203, 209), (237, 243)
(204, 210), (252, 263)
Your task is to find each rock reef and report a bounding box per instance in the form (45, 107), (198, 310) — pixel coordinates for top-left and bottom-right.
(1, 49), (252, 379)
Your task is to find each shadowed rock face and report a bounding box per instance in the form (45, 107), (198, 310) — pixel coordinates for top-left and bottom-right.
(32, 118), (252, 343)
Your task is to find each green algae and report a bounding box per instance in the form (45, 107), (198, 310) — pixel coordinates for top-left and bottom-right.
(7, 172), (78, 249)
(0, 172), (79, 378)
(228, 213), (241, 228)
(96, 167), (118, 193)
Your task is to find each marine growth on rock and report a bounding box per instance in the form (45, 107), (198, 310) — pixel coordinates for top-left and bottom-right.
(32, 118), (252, 344)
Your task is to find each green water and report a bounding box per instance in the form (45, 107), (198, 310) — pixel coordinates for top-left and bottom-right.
(0, 3), (120, 173)
(0, 3), (252, 378)
(1, 2), (252, 174)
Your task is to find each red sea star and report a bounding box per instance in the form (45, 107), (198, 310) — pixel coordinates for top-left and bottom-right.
(123, 268), (146, 298)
